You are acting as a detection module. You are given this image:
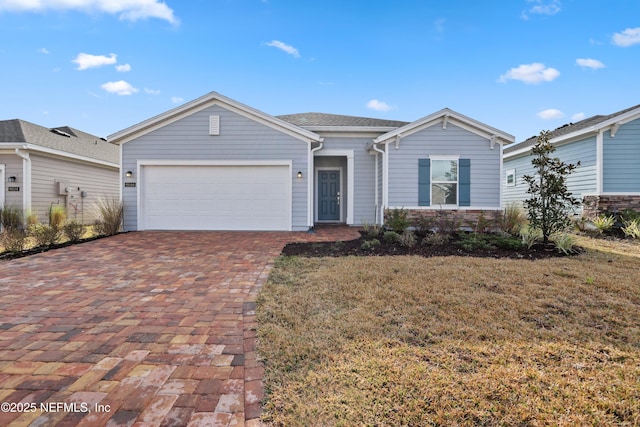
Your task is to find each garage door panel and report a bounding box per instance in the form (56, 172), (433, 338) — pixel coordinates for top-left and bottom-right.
(141, 165), (291, 230)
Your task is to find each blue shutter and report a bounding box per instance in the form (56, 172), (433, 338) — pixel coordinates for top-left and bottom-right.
(459, 158), (471, 206)
(418, 159), (430, 206)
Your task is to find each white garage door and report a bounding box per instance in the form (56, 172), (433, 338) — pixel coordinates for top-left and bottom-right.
(140, 164), (291, 230)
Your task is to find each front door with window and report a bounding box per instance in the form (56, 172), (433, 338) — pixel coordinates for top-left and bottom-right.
(318, 170), (340, 221)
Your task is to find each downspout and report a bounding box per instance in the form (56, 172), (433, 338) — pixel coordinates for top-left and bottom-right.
(371, 142), (386, 225)
(15, 147), (32, 221)
(308, 139), (324, 230)
(596, 129), (604, 195)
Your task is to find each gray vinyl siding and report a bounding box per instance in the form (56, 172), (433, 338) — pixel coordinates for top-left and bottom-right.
(122, 105), (309, 231)
(387, 123), (501, 208)
(503, 136), (597, 211)
(316, 136), (377, 225)
(603, 118), (640, 192)
(0, 155), (25, 210)
(30, 154), (119, 224)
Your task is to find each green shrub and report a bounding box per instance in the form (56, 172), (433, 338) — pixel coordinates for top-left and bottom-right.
(621, 218), (640, 239)
(93, 198), (124, 236)
(361, 221), (382, 238)
(1, 228), (27, 253)
(399, 230), (417, 248)
(64, 221), (85, 243)
(360, 239), (381, 250)
(385, 208), (410, 233)
(454, 234), (495, 251)
(620, 209), (640, 223)
(421, 233), (450, 246)
(383, 231), (402, 243)
(0, 206), (23, 230)
(551, 232), (577, 255)
(28, 223), (61, 247)
(592, 215), (615, 233)
(520, 226), (543, 249)
(49, 205), (66, 229)
(412, 212), (435, 235)
(485, 234), (525, 251)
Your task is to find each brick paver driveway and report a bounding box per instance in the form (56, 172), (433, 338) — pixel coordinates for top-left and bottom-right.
(0, 229), (358, 427)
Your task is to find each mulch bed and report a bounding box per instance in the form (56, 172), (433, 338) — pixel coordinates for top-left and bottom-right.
(282, 232), (581, 259)
(0, 234), (117, 261)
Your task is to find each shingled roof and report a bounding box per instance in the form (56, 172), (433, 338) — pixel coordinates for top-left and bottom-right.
(276, 112), (410, 128)
(0, 119), (119, 164)
(504, 103), (640, 154)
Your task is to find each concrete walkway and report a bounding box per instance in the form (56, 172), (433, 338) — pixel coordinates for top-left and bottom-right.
(0, 228), (360, 426)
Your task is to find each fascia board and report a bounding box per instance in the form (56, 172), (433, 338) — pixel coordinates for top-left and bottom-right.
(0, 143), (119, 168)
(374, 108), (514, 145)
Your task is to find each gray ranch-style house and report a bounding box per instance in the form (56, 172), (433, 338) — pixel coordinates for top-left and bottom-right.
(503, 103), (640, 218)
(0, 119), (120, 224)
(108, 91), (514, 232)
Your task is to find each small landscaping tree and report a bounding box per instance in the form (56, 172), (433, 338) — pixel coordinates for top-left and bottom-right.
(523, 130), (580, 244)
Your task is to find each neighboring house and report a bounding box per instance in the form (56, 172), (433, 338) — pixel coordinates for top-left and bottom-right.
(108, 91), (514, 232)
(0, 119), (120, 225)
(503, 104), (640, 218)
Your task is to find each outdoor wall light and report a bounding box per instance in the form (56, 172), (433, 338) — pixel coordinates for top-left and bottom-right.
(297, 171), (303, 179)
(125, 171), (133, 178)
(8, 176), (16, 182)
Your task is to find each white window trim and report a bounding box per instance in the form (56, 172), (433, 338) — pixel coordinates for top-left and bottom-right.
(430, 157), (459, 207)
(506, 168), (516, 187)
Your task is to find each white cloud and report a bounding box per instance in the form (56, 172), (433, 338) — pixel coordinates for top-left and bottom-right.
(366, 99), (396, 112)
(144, 88), (160, 95)
(171, 96), (184, 104)
(101, 80), (138, 96)
(576, 58), (605, 69)
(612, 27), (640, 47)
(521, 0), (561, 19)
(73, 52), (117, 70)
(38, 47), (49, 54)
(265, 40), (300, 58)
(115, 63), (131, 72)
(537, 109), (564, 119)
(0, 0), (178, 24)
(498, 62), (560, 84)
(571, 112), (586, 122)
(433, 17), (445, 33)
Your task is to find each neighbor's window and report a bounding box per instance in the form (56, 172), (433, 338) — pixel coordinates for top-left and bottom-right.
(431, 159), (458, 205)
(506, 168), (515, 187)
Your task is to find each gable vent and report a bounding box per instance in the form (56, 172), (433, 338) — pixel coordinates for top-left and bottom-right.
(209, 115), (220, 136)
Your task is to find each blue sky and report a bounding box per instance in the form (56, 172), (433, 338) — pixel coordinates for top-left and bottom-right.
(1, 0), (639, 143)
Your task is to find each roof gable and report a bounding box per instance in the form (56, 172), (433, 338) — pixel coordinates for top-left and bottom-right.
(373, 108), (515, 145)
(108, 91), (322, 145)
(504, 103), (640, 156)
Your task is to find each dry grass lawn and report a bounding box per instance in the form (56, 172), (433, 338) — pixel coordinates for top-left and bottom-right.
(257, 236), (640, 426)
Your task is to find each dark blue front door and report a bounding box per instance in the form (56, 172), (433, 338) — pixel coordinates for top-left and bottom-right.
(318, 170), (340, 221)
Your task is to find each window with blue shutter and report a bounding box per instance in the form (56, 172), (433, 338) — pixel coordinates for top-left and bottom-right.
(459, 158), (471, 206)
(418, 159), (430, 206)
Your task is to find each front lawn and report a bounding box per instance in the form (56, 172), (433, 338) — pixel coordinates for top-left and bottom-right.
(257, 236), (640, 426)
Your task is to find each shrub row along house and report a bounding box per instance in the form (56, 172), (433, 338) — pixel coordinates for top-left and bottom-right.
(0, 119), (119, 224)
(108, 91), (515, 231)
(2, 93), (638, 232)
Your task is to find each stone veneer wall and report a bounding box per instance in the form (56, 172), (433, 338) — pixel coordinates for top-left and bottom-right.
(582, 195), (640, 218)
(385, 209), (503, 229)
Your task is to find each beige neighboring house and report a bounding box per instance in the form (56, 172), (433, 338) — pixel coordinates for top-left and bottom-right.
(0, 119), (119, 225)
